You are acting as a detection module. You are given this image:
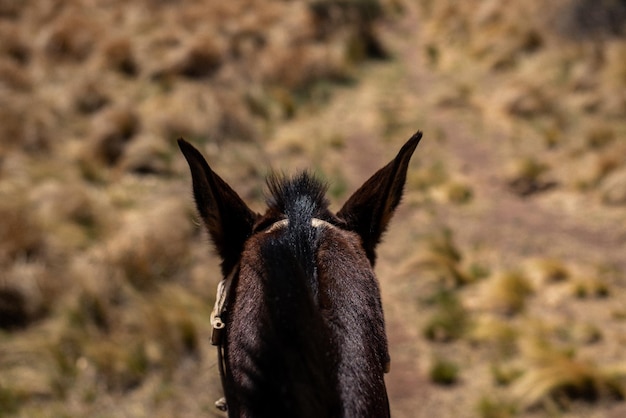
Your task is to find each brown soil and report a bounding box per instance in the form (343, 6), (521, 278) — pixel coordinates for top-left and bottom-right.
(1, 1), (625, 417)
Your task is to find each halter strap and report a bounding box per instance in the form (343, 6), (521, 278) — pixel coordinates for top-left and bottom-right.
(210, 268), (236, 346)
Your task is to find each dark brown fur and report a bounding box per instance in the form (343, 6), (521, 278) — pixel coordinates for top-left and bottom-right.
(178, 131), (422, 417)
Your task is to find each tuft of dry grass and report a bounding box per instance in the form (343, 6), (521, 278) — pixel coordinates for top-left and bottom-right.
(30, 180), (108, 250)
(418, 228), (475, 287)
(0, 100), (54, 154)
(600, 167), (626, 206)
(423, 289), (469, 343)
(491, 363), (524, 388)
(506, 157), (555, 197)
(1, 261), (63, 329)
(104, 201), (192, 291)
(513, 338), (625, 410)
(0, 287), (29, 330)
(85, 106), (141, 167)
(43, 13), (100, 63)
(476, 395), (518, 418)
(525, 258), (570, 288)
(556, 0), (626, 39)
(139, 287), (203, 373)
(469, 316), (519, 359)
(100, 36), (139, 77)
(479, 271), (533, 316)
(0, 385), (25, 417)
(119, 134), (173, 176)
(501, 85), (555, 119)
(153, 33), (224, 80)
(149, 86), (221, 143)
(571, 276), (610, 299)
(85, 339), (149, 391)
(443, 181), (474, 204)
(429, 356), (460, 386)
(557, 322), (603, 346)
(0, 60), (31, 91)
(0, 23), (31, 65)
(0, 193), (46, 263)
(407, 160), (449, 192)
(585, 124), (615, 150)
(73, 81), (110, 114)
(68, 289), (111, 333)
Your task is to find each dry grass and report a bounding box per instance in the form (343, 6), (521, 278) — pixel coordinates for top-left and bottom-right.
(423, 289), (468, 343)
(1, 0), (625, 417)
(525, 258), (570, 287)
(429, 356), (460, 386)
(479, 271), (534, 316)
(506, 157), (555, 197)
(476, 396), (518, 418)
(512, 337), (625, 410)
(417, 228), (476, 287)
(571, 277), (611, 299)
(0, 193), (46, 263)
(468, 316), (519, 360)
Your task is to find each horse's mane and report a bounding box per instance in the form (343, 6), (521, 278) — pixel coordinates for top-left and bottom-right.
(265, 172), (331, 221)
(242, 172), (341, 417)
(256, 219), (340, 417)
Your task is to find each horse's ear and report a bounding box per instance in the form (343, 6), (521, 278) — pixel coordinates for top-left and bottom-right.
(337, 132), (422, 264)
(178, 138), (258, 275)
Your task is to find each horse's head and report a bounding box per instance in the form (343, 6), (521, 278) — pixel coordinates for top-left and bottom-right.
(179, 132), (422, 417)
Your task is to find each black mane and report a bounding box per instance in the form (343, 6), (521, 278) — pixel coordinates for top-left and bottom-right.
(265, 172), (332, 223)
(245, 172), (340, 416)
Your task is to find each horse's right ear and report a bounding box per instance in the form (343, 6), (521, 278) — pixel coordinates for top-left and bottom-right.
(178, 139), (258, 275)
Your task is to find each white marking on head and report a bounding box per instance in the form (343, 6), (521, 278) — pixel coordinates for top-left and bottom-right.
(264, 218), (334, 234)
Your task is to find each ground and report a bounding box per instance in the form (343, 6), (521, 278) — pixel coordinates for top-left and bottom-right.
(1, 1), (626, 417)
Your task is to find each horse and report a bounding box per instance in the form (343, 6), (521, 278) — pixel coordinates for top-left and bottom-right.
(178, 131), (422, 418)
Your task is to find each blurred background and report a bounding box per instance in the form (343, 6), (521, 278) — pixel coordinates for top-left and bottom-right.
(1, 0), (625, 417)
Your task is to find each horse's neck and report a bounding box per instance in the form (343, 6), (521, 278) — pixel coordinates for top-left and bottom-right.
(315, 229), (391, 417)
(224, 237), (341, 417)
(224, 224), (390, 417)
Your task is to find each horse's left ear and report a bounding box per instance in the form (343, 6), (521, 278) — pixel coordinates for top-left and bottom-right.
(337, 132), (422, 264)
(178, 138), (258, 275)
